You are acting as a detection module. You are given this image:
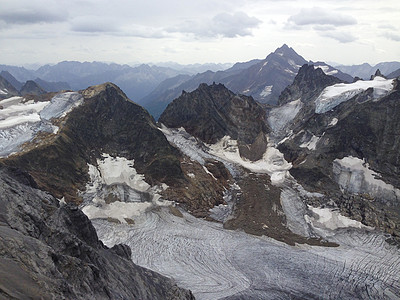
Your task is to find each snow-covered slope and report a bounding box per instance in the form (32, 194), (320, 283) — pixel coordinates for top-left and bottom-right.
(315, 77), (394, 113)
(0, 92), (82, 157)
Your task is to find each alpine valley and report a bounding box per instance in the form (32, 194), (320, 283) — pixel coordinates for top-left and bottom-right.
(1, 45), (400, 300)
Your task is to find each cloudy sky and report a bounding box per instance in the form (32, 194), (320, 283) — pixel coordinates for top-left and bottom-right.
(0, 0), (399, 67)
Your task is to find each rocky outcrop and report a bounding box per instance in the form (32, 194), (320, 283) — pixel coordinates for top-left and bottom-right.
(0, 166), (194, 299)
(278, 64), (343, 105)
(20, 80), (47, 96)
(0, 74), (20, 99)
(159, 83), (269, 160)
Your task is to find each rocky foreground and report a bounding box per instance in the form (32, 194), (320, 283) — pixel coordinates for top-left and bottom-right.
(0, 167), (194, 299)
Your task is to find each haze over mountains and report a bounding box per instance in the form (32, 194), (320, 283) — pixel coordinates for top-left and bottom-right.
(1, 44), (399, 118)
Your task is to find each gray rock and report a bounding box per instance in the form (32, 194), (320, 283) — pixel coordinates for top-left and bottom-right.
(0, 167), (195, 300)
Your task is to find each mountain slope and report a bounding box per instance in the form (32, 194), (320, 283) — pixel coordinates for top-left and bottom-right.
(273, 67), (400, 237)
(20, 80), (47, 96)
(0, 74), (20, 99)
(159, 83), (269, 160)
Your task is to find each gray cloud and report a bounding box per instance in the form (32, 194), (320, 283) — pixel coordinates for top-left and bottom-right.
(288, 7), (357, 27)
(0, 3), (68, 25)
(167, 12), (261, 38)
(320, 30), (357, 43)
(383, 32), (400, 42)
(71, 17), (120, 33)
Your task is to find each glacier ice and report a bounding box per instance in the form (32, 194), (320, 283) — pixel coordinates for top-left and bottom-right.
(0, 92), (83, 157)
(315, 77), (394, 114)
(333, 156), (400, 203)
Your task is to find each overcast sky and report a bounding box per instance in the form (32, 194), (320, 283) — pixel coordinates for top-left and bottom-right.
(0, 0), (399, 67)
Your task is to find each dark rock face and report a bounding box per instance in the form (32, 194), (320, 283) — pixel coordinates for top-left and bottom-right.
(278, 64), (343, 105)
(0, 74), (20, 99)
(2, 83), (184, 203)
(0, 167), (195, 299)
(20, 80), (47, 96)
(278, 79), (400, 238)
(0, 71), (23, 90)
(159, 83), (268, 160)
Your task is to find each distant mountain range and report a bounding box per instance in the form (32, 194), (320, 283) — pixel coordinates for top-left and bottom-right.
(140, 44), (354, 119)
(335, 62), (400, 79)
(1, 48), (399, 118)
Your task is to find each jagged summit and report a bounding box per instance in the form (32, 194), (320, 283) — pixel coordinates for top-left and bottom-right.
(160, 82), (269, 160)
(272, 44), (301, 59)
(278, 64), (343, 105)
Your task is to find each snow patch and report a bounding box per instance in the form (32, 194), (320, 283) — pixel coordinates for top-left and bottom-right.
(81, 153), (172, 224)
(306, 206), (368, 231)
(0, 89), (7, 95)
(315, 77), (394, 114)
(333, 156), (400, 202)
(329, 118), (338, 126)
(97, 154), (150, 192)
(0, 92), (83, 157)
(260, 85), (273, 97)
(313, 65), (338, 76)
(300, 134), (320, 150)
(209, 136), (292, 185)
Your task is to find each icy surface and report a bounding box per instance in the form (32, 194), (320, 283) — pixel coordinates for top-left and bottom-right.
(39, 92), (83, 120)
(306, 206), (369, 231)
(267, 99), (302, 135)
(81, 154), (170, 224)
(333, 156), (400, 203)
(91, 208), (400, 300)
(315, 77), (394, 114)
(80, 128), (400, 299)
(0, 92), (83, 157)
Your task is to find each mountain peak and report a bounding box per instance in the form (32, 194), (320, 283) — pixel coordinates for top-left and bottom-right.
(81, 82), (126, 99)
(278, 64), (343, 105)
(273, 44), (294, 57)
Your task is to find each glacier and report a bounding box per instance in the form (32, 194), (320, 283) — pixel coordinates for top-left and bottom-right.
(315, 76), (394, 114)
(0, 92), (83, 157)
(80, 128), (400, 299)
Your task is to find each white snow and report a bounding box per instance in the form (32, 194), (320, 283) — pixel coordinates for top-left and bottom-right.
(82, 201), (152, 223)
(97, 154), (150, 192)
(306, 206), (368, 231)
(209, 136), (292, 185)
(299, 134), (320, 150)
(333, 156), (400, 202)
(187, 173), (196, 178)
(313, 65), (338, 76)
(0, 89), (7, 95)
(0, 92), (83, 157)
(268, 99), (302, 134)
(328, 118), (338, 126)
(315, 77), (394, 114)
(81, 153), (172, 224)
(260, 85), (273, 97)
